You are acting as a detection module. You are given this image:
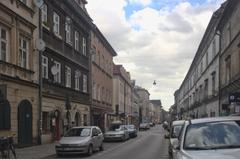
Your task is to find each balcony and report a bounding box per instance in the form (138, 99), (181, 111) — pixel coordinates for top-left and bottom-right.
(0, 61), (35, 83)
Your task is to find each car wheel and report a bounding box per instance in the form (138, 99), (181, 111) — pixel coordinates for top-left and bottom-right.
(99, 143), (104, 151)
(87, 145), (93, 156)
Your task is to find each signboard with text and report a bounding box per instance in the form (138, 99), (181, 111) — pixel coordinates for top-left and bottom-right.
(229, 92), (240, 103)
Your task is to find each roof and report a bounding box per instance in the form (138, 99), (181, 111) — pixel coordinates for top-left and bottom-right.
(172, 120), (185, 126)
(188, 116), (240, 124)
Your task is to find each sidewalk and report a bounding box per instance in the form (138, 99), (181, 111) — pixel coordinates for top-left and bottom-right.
(16, 143), (56, 159)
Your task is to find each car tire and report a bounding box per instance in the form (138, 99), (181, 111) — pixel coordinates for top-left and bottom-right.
(99, 143), (104, 151)
(87, 145), (93, 156)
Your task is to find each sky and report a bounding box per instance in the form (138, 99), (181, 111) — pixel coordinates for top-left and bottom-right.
(86, 0), (225, 110)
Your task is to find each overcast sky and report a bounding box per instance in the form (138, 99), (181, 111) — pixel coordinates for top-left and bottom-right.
(86, 0), (225, 110)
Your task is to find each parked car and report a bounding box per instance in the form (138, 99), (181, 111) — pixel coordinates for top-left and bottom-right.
(165, 120), (185, 158)
(121, 125), (138, 138)
(172, 116), (240, 159)
(139, 123), (150, 130)
(104, 124), (129, 141)
(55, 126), (104, 156)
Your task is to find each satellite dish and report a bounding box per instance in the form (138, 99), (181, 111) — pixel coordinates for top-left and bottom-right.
(35, 39), (45, 51)
(51, 65), (58, 75)
(75, 71), (81, 77)
(33, 0), (44, 8)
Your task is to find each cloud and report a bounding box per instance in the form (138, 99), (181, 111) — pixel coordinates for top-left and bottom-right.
(86, 0), (225, 110)
(128, 0), (152, 6)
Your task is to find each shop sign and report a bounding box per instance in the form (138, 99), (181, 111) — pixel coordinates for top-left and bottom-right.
(229, 92), (240, 103)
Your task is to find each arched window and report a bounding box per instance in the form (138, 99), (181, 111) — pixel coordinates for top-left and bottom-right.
(0, 99), (11, 130)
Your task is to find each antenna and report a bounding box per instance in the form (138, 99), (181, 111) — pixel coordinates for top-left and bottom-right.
(51, 65), (58, 75)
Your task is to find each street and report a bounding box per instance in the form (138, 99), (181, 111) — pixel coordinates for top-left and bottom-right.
(44, 125), (169, 159)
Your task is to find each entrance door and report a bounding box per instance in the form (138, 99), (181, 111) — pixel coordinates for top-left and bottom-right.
(18, 100), (32, 146)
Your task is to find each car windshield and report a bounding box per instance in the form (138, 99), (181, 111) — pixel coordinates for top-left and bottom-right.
(64, 128), (91, 137)
(171, 125), (182, 138)
(184, 121), (240, 150)
(127, 125), (135, 129)
(109, 124), (122, 131)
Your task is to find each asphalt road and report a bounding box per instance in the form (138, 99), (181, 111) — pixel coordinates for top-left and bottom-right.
(44, 125), (169, 159)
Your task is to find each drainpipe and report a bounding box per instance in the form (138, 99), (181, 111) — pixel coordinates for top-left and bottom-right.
(216, 30), (221, 117)
(38, 8), (43, 145)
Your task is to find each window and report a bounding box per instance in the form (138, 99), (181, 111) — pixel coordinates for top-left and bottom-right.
(65, 66), (71, 88)
(212, 39), (216, 57)
(83, 114), (87, 126)
(97, 85), (101, 101)
(53, 12), (60, 36)
(92, 46), (96, 62)
(53, 61), (61, 83)
(75, 70), (81, 90)
(92, 82), (96, 99)
(199, 85), (203, 101)
(226, 23), (231, 46)
(0, 26), (7, 61)
(204, 79), (208, 99)
(42, 112), (50, 134)
(225, 56), (231, 84)
(0, 100), (10, 130)
(41, 4), (48, 24)
(19, 37), (28, 68)
(83, 74), (88, 93)
(75, 31), (79, 51)
(20, 0), (27, 5)
(82, 37), (86, 55)
(200, 61), (203, 73)
(65, 17), (71, 44)
(211, 72), (216, 95)
(206, 52), (209, 67)
(42, 56), (48, 79)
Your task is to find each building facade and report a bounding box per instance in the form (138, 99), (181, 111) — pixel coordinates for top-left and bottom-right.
(112, 64), (132, 125)
(40, 0), (92, 143)
(218, 0), (240, 115)
(0, 0), (40, 146)
(135, 87), (150, 123)
(175, 3), (226, 119)
(90, 26), (117, 132)
(150, 100), (162, 124)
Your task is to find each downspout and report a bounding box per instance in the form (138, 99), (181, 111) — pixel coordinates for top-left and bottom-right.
(38, 8), (43, 145)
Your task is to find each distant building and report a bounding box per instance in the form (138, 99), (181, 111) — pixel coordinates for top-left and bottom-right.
(150, 100), (162, 123)
(131, 80), (140, 127)
(90, 25), (117, 132)
(135, 87), (150, 123)
(112, 64), (132, 125)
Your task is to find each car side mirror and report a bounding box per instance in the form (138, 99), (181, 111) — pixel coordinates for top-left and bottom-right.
(172, 139), (180, 150)
(164, 133), (170, 139)
(92, 132), (98, 137)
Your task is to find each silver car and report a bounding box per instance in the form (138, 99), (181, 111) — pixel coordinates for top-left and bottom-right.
(55, 126), (104, 156)
(172, 116), (240, 159)
(104, 125), (129, 141)
(165, 120), (185, 158)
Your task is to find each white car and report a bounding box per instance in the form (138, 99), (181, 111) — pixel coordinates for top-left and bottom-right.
(172, 116), (240, 159)
(55, 126), (104, 156)
(166, 120), (185, 158)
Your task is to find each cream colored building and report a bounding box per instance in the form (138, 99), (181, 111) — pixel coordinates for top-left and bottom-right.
(112, 64), (132, 124)
(0, 0), (40, 146)
(175, 3), (226, 119)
